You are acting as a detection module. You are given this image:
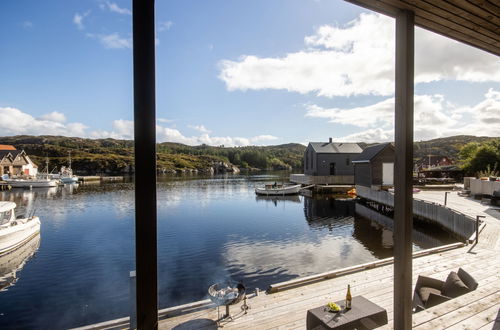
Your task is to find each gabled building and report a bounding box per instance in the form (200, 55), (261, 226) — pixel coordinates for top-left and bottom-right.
(304, 138), (362, 176)
(352, 143), (394, 190)
(0, 145), (38, 177)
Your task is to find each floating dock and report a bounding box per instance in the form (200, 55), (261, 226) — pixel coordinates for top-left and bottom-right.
(79, 176), (124, 183)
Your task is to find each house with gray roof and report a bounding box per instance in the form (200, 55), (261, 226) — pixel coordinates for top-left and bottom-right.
(303, 138), (362, 181)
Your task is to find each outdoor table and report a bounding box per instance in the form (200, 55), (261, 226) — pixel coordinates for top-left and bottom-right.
(306, 296), (388, 330)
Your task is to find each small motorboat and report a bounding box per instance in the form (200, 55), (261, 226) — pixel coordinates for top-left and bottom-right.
(0, 202), (41, 255)
(255, 183), (302, 196)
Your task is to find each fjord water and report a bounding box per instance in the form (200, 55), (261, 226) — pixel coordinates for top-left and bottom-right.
(0, 173), (455, 329)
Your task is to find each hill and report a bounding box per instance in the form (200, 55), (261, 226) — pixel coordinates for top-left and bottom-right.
(0, 135), (496, 175)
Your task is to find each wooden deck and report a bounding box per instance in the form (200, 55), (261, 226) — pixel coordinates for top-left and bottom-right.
(158, 191), (500, 330)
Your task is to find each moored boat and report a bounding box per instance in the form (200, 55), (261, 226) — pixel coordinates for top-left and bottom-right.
(3, 177), (59, 188)
(255, 184), (302, 196)
(0, 202), (41, 255)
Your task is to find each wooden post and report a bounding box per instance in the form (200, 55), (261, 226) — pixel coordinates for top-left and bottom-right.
(394, 9), (414, 330)
(133, 1), (158, 329)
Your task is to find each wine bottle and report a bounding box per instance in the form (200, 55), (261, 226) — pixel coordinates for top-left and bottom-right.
(345, 284), (352, 310)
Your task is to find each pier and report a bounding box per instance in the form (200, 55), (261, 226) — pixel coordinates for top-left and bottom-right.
(77, 189), (500, 329)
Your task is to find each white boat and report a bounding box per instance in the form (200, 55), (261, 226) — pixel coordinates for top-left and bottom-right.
(2, 158), (60, 188)
(0, 202), (41, 255)
(3, 177), (59, 188)
(255, 184), (302, 196)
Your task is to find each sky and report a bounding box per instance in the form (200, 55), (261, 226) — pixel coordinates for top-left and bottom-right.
(0, 0), (499, 146)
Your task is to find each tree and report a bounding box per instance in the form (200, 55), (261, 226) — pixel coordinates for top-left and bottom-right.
(459, 140), (500, 176)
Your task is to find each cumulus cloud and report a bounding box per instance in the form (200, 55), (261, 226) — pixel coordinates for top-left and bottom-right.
(219, 13), (500, 98)
(103, 1), (131, 15)
(188, 124), (211, 133)
(0, 107), (279, 146)
(73, 11), (90, 30)
(0, 107), (88, 136)
(39, 111), (66, 123)
(87, 32), (132, 49)
(320, 89), (500, 142)
(156, 127), (278, 147)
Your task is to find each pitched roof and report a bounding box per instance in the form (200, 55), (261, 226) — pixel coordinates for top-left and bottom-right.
(309, 142), (362, 154)
(352, 143), (393, 163)
(0, 145), (16, 150)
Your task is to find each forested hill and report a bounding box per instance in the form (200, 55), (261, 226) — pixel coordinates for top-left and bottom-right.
(0, 135), (496, 175)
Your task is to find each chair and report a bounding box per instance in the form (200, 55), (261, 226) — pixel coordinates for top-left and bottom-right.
(412, 268), (478, 312)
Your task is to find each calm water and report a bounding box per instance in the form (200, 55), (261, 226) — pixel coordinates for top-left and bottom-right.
(0, 173), (455, 329)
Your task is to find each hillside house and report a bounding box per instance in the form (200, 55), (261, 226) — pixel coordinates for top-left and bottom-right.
(0, 145), (38, 177)
(352, 142), (394, 190)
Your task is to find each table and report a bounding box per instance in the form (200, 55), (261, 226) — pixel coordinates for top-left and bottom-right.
(306, 296), (388, 330)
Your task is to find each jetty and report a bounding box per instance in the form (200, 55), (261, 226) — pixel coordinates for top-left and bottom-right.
(76, 190), (500, 329)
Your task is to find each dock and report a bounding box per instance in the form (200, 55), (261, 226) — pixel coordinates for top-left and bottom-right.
(76, 189), (500, 329)
(79, 176), (124, 183)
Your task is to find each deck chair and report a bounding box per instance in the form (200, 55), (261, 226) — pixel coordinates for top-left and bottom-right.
(412, 268), (478, 312)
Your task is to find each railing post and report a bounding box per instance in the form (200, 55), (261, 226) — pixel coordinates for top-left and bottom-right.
(129, 270), (137, 329)
(444, 192), (449, 206)
(476, 215), (485, 244)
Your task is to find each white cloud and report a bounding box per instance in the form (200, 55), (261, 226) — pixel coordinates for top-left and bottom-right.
(251, 135), (278, 142)
(157, 118), (173, 123)
(0, 107), (88, 137)
(40, 111), (66, 123)
(22, 21), (33, 29)
(104, 1), (131, 15)
(0, 107), (279, 146)
(89, 119), (134, 139)
(158, 20), (173, 32)
(324, 89), (500, 142)
(188, 124), (211, 133)
(156, 127), (278, 147)
(87, 33), (131, 49)
(73, 11), (90, 30)
(219, 13), (500, 98)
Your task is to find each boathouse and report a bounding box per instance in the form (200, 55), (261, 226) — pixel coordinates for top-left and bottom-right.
(291, 139), (361, 185)
(0, 145), (38, 176)
(352, 142), (394, 190)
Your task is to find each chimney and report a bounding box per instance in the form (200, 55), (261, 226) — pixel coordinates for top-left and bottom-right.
(329, 137), (332, 143)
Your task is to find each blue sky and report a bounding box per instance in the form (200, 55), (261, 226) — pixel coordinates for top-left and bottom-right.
(1, 0), (499, 146)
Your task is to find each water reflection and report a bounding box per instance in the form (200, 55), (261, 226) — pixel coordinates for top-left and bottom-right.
(255, 194), (301, 206)
(0, 234), (40, 291)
